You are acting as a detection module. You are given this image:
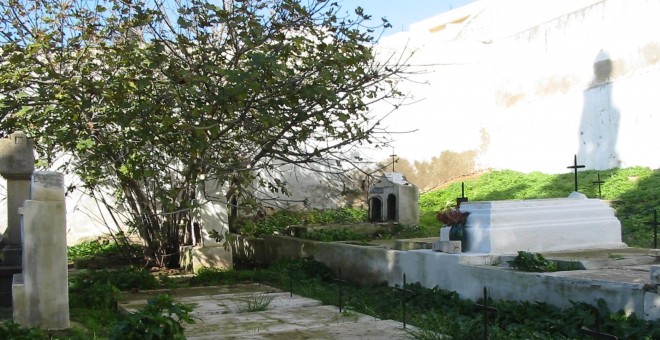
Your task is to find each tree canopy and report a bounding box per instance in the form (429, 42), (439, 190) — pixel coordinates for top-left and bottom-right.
(0, 0), (409, 267)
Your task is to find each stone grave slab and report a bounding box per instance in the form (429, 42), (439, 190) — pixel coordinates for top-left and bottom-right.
(460, 193), (626, 254)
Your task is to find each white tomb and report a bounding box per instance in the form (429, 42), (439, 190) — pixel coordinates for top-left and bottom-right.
(459, 192), (627, 254)
(13, 171), (70, 329)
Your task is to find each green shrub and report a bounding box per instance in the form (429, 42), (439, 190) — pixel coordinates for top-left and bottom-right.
(303, 228), (369, 242)
(508, 251), (558, 272)
(69, 280), (120, 310)
(239, 208), (367, 237)
(189, 267), (258, 286)
(0, 321), (48, 340)
(68, 237), (142, 260)
(109, 294), (194, 340)
(70, 267), (160, 292)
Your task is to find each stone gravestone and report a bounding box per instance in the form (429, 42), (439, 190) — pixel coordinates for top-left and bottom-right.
(0, 131), (35, 307)
(0, 131), (35, 266)
(12, 171), (70, 329)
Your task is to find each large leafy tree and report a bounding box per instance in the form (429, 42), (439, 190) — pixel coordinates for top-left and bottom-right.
(0, 0), (408, 267)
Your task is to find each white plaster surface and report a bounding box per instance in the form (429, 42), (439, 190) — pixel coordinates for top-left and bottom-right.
(439, 226), (450, 241)
(264, 235), (659, 320)
(651, 265), (660, 285)
(432, 240), (462, 253)
(645, 292), (660, 320)
(367, 0), (660, 173)
(459, 196), (626, 253)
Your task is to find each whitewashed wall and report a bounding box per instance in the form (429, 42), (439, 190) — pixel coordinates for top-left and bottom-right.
(370, 0), (660, 173)
(0, 174), (230, 246)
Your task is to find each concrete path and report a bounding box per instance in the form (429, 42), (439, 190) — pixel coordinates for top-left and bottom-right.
(119, 284), (413, 339)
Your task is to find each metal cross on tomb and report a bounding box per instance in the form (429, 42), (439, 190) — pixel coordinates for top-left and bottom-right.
(334, 267), (349, 313)
(567, 154), (585, 192)
(395, 273), (414, 329)
(593, 173), (605, 198)
(390, 149), (398, 172)
(579, 308), (619, 340)
(646, 209), (659, 249)
(456, 182), (469, 207)
(474, 287), (497, 340)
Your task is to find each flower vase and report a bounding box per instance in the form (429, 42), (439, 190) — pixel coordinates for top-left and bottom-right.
(448, 224), (466, 251)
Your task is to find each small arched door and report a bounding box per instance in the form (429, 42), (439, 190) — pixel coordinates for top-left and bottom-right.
(369, 197), (383, 222)
(387, 194), (397, 221)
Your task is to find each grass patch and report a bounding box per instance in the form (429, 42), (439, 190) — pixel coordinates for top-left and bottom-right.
(256, 259), (660, 339)
(229, 167), (658, 247)
(419, 167), (659, 248)
(236, 293), (275, 313)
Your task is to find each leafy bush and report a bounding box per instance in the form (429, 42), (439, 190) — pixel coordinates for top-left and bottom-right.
(508, 251), (558, 272)
(238, 208), (367, 237)
(109, 294), (194, 340)
(68, 237), (143, 260)
(189, 267), (259, 286)
(70, 267), (160, 293)
(69, 280), (120, 310)
(303, 228), (370, 242)
(0, 321), (48, 340)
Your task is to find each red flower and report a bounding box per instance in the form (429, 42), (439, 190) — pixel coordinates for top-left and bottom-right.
(436, 208), (470, 226)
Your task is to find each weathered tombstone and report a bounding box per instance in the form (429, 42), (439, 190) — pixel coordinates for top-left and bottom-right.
(12, 171), (70, 329)
(0, 131), (35, 307)
(0, 131), (35, 266)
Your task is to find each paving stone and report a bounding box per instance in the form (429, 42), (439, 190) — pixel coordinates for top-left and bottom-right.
(119, 284), (414, 340)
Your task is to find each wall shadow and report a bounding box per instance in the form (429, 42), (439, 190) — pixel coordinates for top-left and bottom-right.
(578, 50), (621, 170)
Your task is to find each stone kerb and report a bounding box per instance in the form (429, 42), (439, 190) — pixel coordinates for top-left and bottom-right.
(12, 171), (70, 329)
(460, 194), (626, 254)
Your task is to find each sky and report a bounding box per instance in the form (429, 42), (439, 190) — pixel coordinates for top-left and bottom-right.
(338, 0), (477, 36)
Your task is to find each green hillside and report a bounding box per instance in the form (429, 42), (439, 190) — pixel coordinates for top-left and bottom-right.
(419, 167), (660, 248)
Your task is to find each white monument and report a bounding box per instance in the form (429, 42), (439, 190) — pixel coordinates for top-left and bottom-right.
(13, 171), (70, 329)
(458, 192), (626, 254)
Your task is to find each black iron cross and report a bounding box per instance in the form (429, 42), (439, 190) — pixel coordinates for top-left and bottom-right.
(579, 308), (619, 340)
(456, 182), (469, 207)
(289, 263), (294, 297)
(390, 149), (398, 172)
(567, 154), (586, 192)
(646, 209), (659, 249)
(593, 173), (605, 198)
(334, 267), (349, 313)
(394, 273), (414, 329)
(474, 287), (497, 340)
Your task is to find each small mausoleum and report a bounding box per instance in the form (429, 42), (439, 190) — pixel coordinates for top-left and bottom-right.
(368, 172), (419, 225)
